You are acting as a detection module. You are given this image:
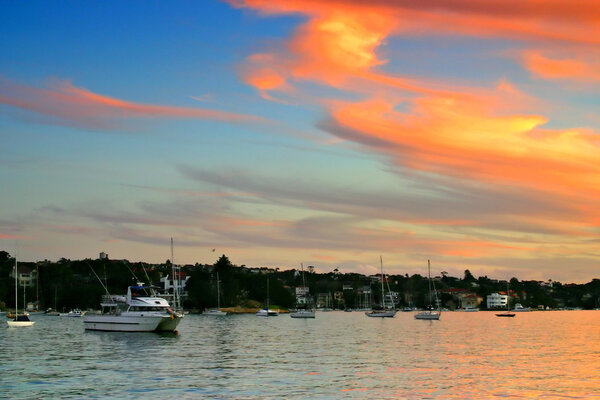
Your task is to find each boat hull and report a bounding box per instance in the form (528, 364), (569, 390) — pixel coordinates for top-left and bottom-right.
(496, 313), (515, 317)
(7, 320), (35, 327)
(415, 312), (441, 320)
(202, 309), (228, 316)
(365, 310), (397, 318)
(256, 309), (279, 316)
(290, 310), (315, 318)
(84, 314), (182, 332)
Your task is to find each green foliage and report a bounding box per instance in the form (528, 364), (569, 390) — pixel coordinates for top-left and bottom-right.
(1, 249), (598, 311)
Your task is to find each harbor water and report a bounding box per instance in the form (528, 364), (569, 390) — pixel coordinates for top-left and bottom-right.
(1, 310), (599, 399)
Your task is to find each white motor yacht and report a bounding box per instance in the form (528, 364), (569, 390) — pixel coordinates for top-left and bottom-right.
(84, 285), (183, 332)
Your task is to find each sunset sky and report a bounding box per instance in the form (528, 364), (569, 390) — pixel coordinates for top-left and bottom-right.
(2, 0), (599, 282)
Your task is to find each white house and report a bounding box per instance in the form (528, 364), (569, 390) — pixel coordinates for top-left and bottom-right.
(11, 265), (36, 288)
(487, 292), (508, 309)
(295, 286), (310, 304)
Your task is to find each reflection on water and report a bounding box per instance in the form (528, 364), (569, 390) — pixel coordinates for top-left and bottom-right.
(1, 311), (599, 399)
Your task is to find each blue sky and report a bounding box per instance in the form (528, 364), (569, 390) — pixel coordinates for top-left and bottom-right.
(2, 0), (600, 282)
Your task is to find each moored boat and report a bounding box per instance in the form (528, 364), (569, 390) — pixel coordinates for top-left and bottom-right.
(256, 308), (279, 317)
(83, 285), (183, 332)
(496, 282), (516, 318)
(415, 260), (441, 321)
(414, 309), (441, 320)
(513, 303), (531, 312)
(7, 253), (35, 328)
(203, 272), (229, 316)
(290, 308), (315, 318)
(59, 308), (85, 317)
(290, 263), (315, 319)
(203, 308), (228, 316)
(365, 256), (397, 318)
(256, 277), (279, 317)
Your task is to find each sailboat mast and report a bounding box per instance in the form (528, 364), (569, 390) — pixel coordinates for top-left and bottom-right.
(428, 260), (432, 307)
(14, 253), (18, 318)
(267, 277), (270, 309)
(216, 271), (221, 309)
(36, 265), (39, 311)
(507, 281), (510, 311)
(301, 263), (309, 309)
(380, 256), (385, 308)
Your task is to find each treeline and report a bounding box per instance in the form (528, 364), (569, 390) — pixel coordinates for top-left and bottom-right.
(1, 251), (599, 311)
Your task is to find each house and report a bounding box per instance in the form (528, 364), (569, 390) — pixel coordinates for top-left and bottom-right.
(159, 271), (191, 305)
(333, 291), (344, 302)
(11, 265), (37, 288)
(316, 293), (332, 308)
(460, 293), (483, 309)
(487, 292), (508, 309)
(295, 286), (310, 305)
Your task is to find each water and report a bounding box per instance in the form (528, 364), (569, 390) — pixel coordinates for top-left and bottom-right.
(1, 311), (599, 399)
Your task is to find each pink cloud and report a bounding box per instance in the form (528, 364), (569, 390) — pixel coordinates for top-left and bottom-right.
(0, 78), (266, 129)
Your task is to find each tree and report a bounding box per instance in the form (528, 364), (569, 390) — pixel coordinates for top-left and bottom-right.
(215, 254), (232, 269)
(463, 269), (475, 282)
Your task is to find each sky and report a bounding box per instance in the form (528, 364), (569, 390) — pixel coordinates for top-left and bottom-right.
(1, 0), (599, 283)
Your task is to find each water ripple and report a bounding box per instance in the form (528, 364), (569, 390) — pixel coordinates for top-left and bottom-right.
(1, 311), (599, 399)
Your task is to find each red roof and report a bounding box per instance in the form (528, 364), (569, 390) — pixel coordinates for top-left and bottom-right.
(443, 288), (468, 293)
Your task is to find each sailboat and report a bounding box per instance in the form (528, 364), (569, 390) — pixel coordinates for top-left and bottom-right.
(256, 277), (279, 316)
(365, 256), (397, 318)
(7, 253), (35, 327)
(290, 263), (315, 319)
(496, 282), (515, 317)
(415, 260), (441, 320)
(203, 272), (228, 316)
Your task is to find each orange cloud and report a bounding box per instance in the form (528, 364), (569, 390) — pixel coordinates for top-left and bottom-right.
(0, 78), (265, 129)
(229, 0), (600, 213)
(231, 0), (600, 96)
(329, 94), (600, 200)
(523, 52), (600, 82)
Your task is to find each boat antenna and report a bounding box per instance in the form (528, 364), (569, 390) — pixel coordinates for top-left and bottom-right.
(86, 262), (110, 295)
(141, 263), (156, 296)
(123, 262), (141, 285)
